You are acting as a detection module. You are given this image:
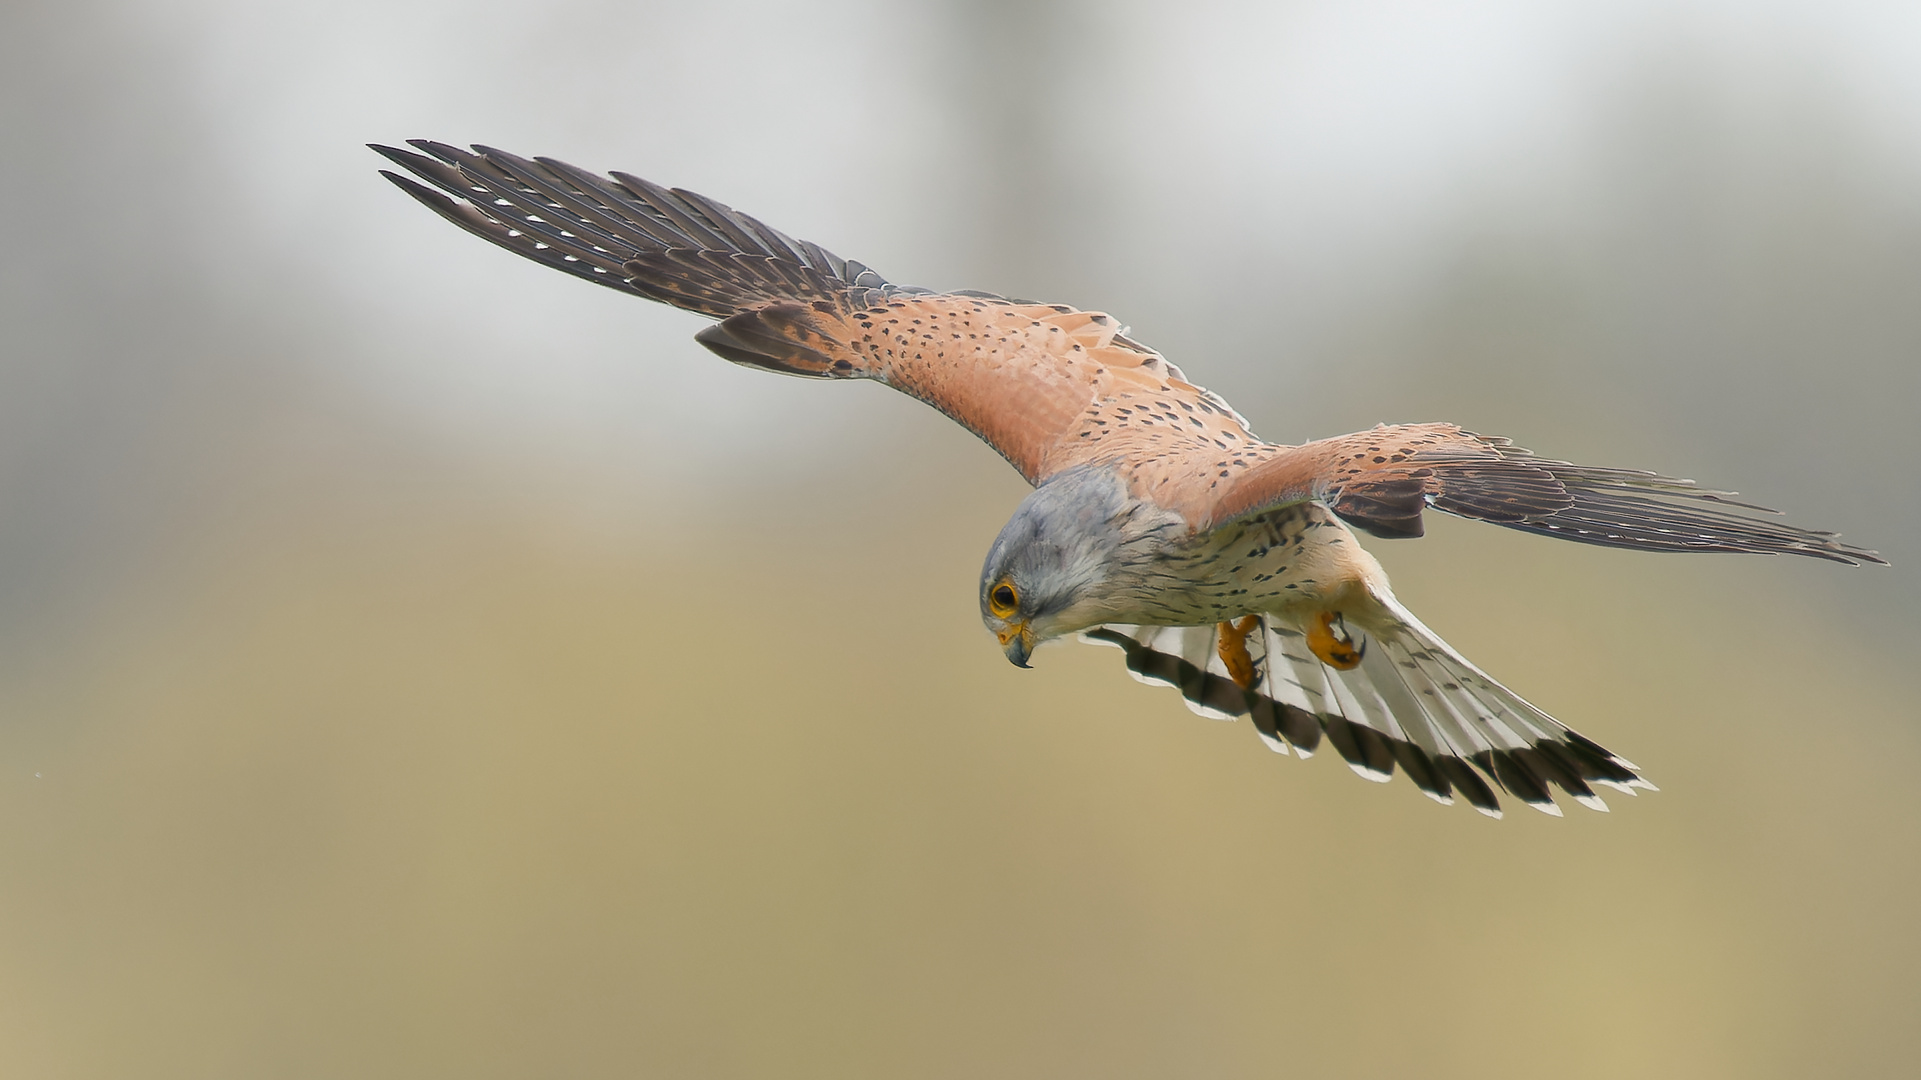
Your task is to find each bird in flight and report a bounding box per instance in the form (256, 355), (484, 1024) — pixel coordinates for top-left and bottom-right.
(373, 140), (1883, 818)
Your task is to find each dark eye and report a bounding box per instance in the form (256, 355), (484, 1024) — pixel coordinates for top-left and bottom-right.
(988, 582), (1019, 617)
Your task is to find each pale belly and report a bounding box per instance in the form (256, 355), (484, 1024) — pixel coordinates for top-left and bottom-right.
(1116, 502), (1389, 628)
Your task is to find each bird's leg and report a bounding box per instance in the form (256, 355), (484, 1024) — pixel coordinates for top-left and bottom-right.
(1216, 615), (1262, 689)
(1307, 611), (1365, 670)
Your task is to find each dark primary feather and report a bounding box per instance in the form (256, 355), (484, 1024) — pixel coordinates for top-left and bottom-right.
(370, 141), (893, 318)
(1322, 433), (1886, 565)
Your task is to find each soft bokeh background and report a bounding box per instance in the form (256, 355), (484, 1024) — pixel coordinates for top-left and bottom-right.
(3, 1), (1918, 1076)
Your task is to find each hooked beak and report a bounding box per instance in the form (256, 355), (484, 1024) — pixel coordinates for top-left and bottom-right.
(996, 622), (1035, 668)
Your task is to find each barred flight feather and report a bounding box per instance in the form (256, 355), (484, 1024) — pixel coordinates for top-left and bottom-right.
(372, 141), (900, 320)
(1081, 600), (1652, 817)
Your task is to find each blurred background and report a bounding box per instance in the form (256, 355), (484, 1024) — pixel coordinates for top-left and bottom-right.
(2, 0), (1918, 1076)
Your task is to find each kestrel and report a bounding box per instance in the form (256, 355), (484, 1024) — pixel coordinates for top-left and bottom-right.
(374, 140), (1883, 818)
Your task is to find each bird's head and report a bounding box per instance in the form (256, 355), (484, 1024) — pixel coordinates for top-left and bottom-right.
(979, 466), (1151, 667)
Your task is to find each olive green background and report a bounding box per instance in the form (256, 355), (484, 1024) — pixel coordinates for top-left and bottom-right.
(2, 1), (1917, 1077)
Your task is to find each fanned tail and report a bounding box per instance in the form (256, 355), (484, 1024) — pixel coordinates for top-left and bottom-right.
(1081, 601), (1651, 818)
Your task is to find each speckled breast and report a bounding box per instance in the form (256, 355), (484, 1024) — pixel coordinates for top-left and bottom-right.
(1146, 502), (1361, 625)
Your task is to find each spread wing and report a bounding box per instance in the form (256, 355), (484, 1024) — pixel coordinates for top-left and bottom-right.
(1211, 423), (1885, 565)
(372, 141), (1235, 484)
(373, 143), (1881, 566)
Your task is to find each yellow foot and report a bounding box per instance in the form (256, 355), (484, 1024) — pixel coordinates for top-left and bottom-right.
(1307, 611), (1365, 670)
(1216, 615), (1262, 689)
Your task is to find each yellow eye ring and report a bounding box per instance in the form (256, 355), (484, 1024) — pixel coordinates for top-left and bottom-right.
(988, 581), (1019, 618)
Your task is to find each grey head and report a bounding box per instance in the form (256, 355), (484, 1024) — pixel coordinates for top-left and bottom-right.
(979, 465), (1178, 667)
